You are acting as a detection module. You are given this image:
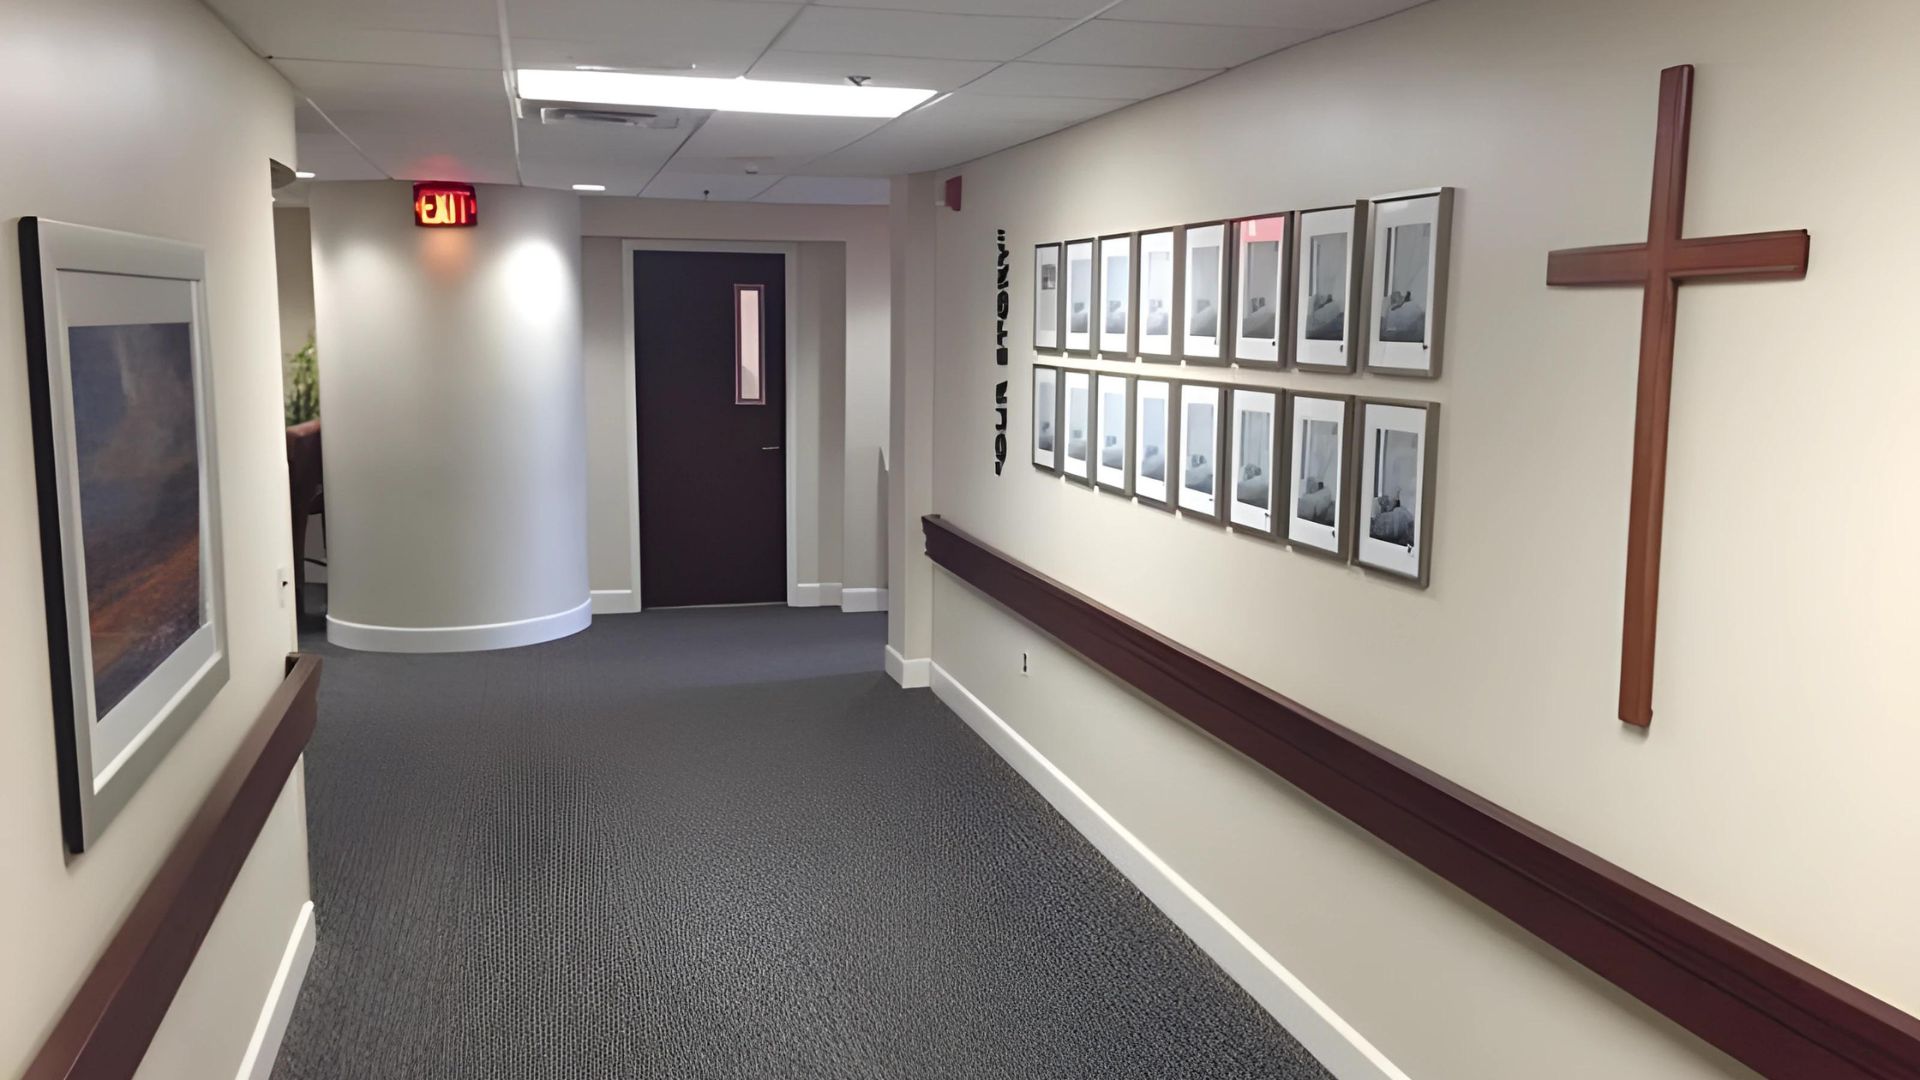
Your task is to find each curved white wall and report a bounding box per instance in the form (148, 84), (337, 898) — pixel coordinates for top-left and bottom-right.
(312, 182), (590, 652)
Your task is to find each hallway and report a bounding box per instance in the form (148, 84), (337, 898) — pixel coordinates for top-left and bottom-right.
(275, 608), (1329, 1079)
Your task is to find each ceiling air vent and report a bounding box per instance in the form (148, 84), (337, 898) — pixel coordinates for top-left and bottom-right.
(538, 105), (681, 130)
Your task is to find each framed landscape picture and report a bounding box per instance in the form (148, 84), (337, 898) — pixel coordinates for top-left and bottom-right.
(1138, 227), (1177, 360)
(1094, 233), (1135, 359)
(19, 218), (230, 853)
(1284, 391), (1355, 558)
(1031, 363), (1060, 471)
(1063, 238), (1095, 355)
(1294, 201), (1368, 373)
(1176, 382), (1226, 521)
(1180, 222), (1229, 363)
(1365, 188), (1453, 377)
(1061, 368), (1095, 485)
(1033, 242), (1062, 352)
(1133, 377), (1176, 510)
(1231, 213), (1290, 366)
(1355, 398), (1439, 586)
(1227, 387), (1280, 537)
(1094, 372), (1131, 495)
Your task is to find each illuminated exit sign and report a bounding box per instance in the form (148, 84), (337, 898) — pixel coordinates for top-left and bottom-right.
(413, 182), (477, 227)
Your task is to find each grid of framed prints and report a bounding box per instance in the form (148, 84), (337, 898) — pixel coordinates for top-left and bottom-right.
(1029, 188), (1451, 373)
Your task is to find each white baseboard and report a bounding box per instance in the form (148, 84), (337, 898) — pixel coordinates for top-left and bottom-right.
(841, 587), (888, 613)
(233, 900), (316, 1080)
(327, 598), (592, 654)
(885, 645), (930, 688)
(792, 582), (844, 608)
(930, 663), (1408, 1080)
(590, 588), (639, 614)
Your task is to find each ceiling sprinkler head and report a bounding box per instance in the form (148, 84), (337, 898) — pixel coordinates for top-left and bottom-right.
(745, 163), (761, 175)
(847, 75), (872, 87)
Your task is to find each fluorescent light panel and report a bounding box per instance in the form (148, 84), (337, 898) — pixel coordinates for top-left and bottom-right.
(517, 68), (933, 120)
(295, 170), (316, 179)
(572, 183), (606, 192)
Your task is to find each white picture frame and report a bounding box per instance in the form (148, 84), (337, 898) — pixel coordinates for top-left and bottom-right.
(1285, 392), (1354, 557)
(1355, 398), (1439, 586)
(1033, 242), (1061, 352)
(1180, 222), (1228, 363)
(1231, 214), (1290, 365)
(19, 218), (230, 852)
(1094, 233), (1134, 359)
(1227, 387), (1279, 535)
(1094, 373), (1131, 494)
(1063, 238), (1095, 355)
(1031, 364), (1059, 471)
(1133, 377), (1175, 509)
(1295, 202), (1368, 373)
(1138, 228), (1176, 360)
(1176, 382), (1225, 520)
(1365, 188), (1453, 377)
(1061, 368), (1094, 484)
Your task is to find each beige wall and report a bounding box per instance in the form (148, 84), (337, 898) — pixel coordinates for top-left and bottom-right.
(579, 199), (890, 604)
(0, 0), (311, 1075)
(273, 206), (315, 361)
(909, 0), (1920, 1076)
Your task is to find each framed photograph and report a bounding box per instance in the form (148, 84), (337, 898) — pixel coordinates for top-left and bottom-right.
(1031, 363), (1060, 471)
(1365, 188), (1453, 377)
(1284, 391), (1355, 558)
(1137, 227), (1177, 360)
(1063, 238), (1095, 355)
(1355, 398), (1439, 586)
(1175, 382), (1226, 521)
(1093, 372), (1132, 494)
(1094, 233), (1135, 359)
(1227, 387), (1280, 536)
(1231, 213), (1290, 366)
(1032, 242), (1062, 352)
(1180, 222), (1229, 363)
(1294, 202), (1368, 373)
(1132, 377), (1176, 510)
(19, 218), (231, 853)
(1061, 368), (1094, 485)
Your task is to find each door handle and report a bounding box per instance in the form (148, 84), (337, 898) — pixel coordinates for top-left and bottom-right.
(760, 445), (781, 451)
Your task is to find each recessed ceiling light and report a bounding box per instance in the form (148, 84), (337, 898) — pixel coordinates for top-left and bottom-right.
(517, 68), (933, 120)
(572, 183), (607, 192)
(295, 170), (316, 179)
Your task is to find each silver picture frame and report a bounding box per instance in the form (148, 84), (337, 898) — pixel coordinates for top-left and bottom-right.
(19, 218), (231, 853)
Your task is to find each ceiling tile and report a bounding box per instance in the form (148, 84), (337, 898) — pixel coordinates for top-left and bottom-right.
(746, 50), (998, 91)
(1103, 0), (1425, 29)
(515, 114), (693, 194)
(642, 171), (782, 201)
(275, 59), (517, 183)
(755, 176), (891, 205)
(773, 7), (1075, 62)
(1024, 19), (1315, 68)
(293, 130), (390, 181)
(506, 0), (798, 77)
(204, 0), (496, 42)
(674, 113), (885, 161)
(962, 61), (1217, 99)
(812, 0), (1106, 17)
(804, 93), (1123, 175)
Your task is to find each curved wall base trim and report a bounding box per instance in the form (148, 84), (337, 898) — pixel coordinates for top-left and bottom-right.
(327, 598), (592, 654)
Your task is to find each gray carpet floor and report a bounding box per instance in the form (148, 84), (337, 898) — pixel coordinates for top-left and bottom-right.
(275, 606), (1332, 1080)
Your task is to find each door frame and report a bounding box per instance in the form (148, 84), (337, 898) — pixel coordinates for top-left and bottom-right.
(619, 239), (799, 611)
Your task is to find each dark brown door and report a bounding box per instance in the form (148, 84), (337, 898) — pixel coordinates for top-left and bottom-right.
(635, 250), (786, 608)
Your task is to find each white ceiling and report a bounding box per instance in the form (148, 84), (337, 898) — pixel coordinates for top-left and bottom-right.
(210, 0), (1427, 206)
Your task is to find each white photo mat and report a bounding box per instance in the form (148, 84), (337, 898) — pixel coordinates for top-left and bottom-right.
(1031, 364), (1059, 470)
(1138, 229), (1176, 359)
(1095, 234), (1134, 359)
(1061, 369), (1094, 483)
(1181, 223), (1227, 361)
(1094, 373), (1131, 493)
(1295, 204), (1364, 372)
(1286, 393), (1351, 555)
(1228, 388), (1278, 533)
(1063, 239), (1094, 354)
(1033, 243), (1061, 351)
(1176, 383), (1223, 518)
(1366, 189), (1452, 376)
(1133, 377), (1174, 507)
(1355, 399), (1437, 584)
(1232, 216), (1289, 365)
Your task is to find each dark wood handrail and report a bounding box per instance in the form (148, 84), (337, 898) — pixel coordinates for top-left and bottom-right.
(923, 514), (1920, 1079)
(26, 654), (323, 1080)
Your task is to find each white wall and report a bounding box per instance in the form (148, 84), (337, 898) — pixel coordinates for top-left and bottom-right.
(312, 181), (591, 651)
(273, 206), (315, 361)
(0, 0), (312, 1075)
(578, 199), (890, 606)
(907, 0), (1920, 1076)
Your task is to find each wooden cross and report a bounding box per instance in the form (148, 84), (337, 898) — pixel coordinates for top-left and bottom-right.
(1547, 64), (1808, 729)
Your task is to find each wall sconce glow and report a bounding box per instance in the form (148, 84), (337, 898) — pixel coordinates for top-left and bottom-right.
(571, 184), (607, 192)
(517, 68), (934, 119)
(414, 182), (478, 227)
(295, 170), (316, 180)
